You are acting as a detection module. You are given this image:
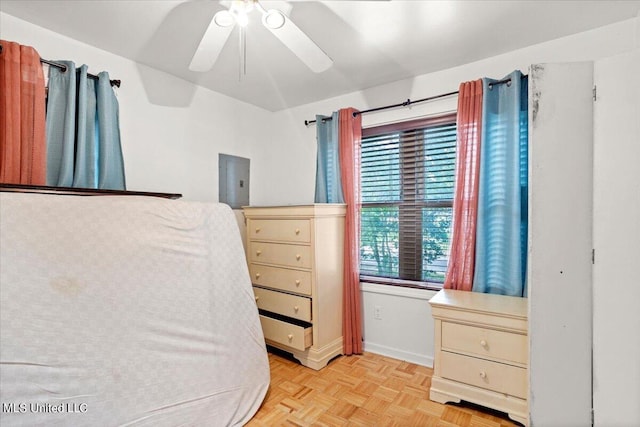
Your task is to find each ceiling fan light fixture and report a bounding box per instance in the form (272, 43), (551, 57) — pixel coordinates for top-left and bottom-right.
(262, 9), (286, 30)
(191, 0), (332, 74)
(213, 10), (235, 27)
(234, 11), (249, 27)
(229, 0), (253, 27)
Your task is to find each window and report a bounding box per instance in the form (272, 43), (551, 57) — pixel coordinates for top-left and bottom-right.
(360, 114), (456, 288)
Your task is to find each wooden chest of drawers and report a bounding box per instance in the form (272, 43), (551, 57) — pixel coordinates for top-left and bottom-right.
(243, 204), (345, 370)
(429, 289), (528, 426)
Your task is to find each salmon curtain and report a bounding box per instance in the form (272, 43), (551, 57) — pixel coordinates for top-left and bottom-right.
(0, 40), (46, 185)
(444, 80), (483, 291)
(339, 107), (363, 355)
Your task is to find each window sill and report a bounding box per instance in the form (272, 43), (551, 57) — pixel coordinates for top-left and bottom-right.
(359, 275), (443, 292)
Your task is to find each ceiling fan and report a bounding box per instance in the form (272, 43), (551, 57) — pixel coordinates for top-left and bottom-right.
(189, 0), (333, 74)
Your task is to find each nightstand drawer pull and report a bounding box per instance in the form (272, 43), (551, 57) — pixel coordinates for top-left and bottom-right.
(256, 250), (262, 256)
(287, 334), (293, 341)
(255, 227), (261, 233)
(255, 273), (261, 279)
(295, 254), (301, 260)
(294, 306), (299, 312)
(479, 371), (487, 379)
(295, 279), (301, 286)
(295, 228), (300, 235)
(480, 339), (487, 347)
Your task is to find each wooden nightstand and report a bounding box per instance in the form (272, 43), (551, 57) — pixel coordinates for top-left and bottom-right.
(429, 289), (528, 426)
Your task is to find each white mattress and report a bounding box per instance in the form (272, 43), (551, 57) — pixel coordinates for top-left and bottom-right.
(0, 193), (269, 426)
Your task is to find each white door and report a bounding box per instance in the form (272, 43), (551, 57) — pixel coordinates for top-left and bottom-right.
(528, 62), (594, 426)
(592, 49), (640, 426)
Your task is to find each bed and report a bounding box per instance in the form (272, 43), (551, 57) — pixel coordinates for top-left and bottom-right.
(0, 190), (269, 426)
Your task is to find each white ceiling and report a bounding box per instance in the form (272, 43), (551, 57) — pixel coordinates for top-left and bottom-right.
(2, 0), (639, 111)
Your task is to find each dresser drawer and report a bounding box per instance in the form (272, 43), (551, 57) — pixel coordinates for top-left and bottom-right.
(249, 264), (312, 296)
(440, 351), (527, 399)
(442, 322), (527, 365)
(253, 286), (312, 322)
(249, 219), (311, 243)
(249, 242), (312, 269)
(259, 315), (312, 351)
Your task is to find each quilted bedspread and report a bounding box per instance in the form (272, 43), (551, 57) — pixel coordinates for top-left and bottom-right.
(0, 193), (269, 426)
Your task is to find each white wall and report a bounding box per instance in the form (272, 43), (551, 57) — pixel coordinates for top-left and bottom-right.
(0, 12), (272, 203)
(361, 284), (437, 367)
(593, 49), (640, 426)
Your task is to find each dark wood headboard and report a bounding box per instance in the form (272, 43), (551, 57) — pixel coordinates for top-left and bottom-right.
(0, 184), (182, 199)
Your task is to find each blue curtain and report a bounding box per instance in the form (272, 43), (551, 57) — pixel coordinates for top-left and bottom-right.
(314, 112), (344, 203)
(46, 62), (125, 190)
(73, 65), (98, 188)
(96, 71), (125, 189)
(46, 61), (76, 187)
(473, 70), (528, 297)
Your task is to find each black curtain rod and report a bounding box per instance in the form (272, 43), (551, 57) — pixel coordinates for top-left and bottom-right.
(304, 74), (526, 126)
(0, 44), (121, 88)
(41, 58), (121, 88)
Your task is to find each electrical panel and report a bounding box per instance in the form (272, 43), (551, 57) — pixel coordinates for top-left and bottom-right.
(219, 154), (250, 209)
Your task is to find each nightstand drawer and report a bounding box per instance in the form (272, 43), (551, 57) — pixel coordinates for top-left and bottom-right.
(249, 242), (311, 269)
(253, 286), (312, 322)
(260, 315), (312, 351)
(249, 219), (311, 243)
(249, 264), (312, 296)
(442, 322), (527, 365)
(440, 351), (527, 399)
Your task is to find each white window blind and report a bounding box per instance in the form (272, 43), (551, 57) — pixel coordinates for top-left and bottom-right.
(360, 114), (456, 286)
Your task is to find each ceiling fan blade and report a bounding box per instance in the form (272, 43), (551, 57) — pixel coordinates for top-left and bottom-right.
(189, 16), (234, 72)
(265, 14), (332, 73)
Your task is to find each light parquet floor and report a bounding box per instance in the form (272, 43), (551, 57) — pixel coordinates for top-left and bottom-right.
(247, 350), (521, 427)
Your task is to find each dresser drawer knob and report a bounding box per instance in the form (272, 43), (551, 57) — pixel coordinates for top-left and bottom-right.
(295, 254), (301, 260)
(479, 371), (487, 379)
(295, 228), (300, 235)
(294, 306), (299, 313)
(295, 280), (301, 286)
(255, 227), (261, 233)
(287, 334), (293, 341)
(255, 273), (261, 279)
(480, 339), (487, 348)
(256, 250), (262, 256)
(255, 296), (259, 301)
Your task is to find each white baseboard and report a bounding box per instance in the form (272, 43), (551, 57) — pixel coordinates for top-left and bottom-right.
(363, 341), (434, 368)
